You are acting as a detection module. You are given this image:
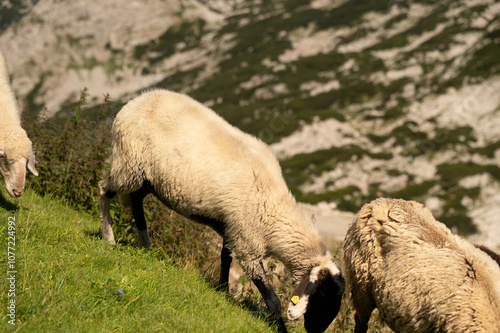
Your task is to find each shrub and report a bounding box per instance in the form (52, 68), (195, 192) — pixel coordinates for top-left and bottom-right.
(25, 89), (111, 214)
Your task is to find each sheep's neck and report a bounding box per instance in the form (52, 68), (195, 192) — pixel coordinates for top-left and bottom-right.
(263, 195), (328, 285)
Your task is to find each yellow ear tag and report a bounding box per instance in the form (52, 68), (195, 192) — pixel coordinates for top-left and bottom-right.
(291, 296), (300, 305)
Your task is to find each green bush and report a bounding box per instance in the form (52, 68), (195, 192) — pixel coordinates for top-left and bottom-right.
(25, 89), (111, 214)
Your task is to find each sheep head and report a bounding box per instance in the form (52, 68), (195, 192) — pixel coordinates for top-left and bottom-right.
(287, 260), (345, 333)
(0, 127), (38, 198)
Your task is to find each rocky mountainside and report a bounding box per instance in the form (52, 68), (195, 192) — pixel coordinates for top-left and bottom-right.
(1, 0), (500, 247)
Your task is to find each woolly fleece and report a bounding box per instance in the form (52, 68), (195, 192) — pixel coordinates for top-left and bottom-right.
(0, 50), (37, 197)
(344, 198), (500, 333)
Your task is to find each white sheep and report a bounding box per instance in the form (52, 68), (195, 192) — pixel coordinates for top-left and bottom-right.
(343, 198), (500, 333)
(98, 89), (345, 333)
(0, 49), (38, 197)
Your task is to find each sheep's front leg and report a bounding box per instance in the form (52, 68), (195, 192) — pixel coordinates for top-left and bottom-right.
(218, 240), (232, 292)
(99, 179), (116, 244)
(130, 184), (151, 249)
(252, 262), (288, 333)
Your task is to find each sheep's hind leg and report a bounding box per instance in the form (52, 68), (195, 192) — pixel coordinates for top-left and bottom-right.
(353, 295), (374, 333)
(251, 261), (287, 333)
(217, 240), (232, 292)
(130, 183), (151, 249)
(354, 311), (371, 333)
(99, 179), (116, 244)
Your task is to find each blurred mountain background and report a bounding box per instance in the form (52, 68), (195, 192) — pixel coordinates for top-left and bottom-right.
(1, 0), (500, 247)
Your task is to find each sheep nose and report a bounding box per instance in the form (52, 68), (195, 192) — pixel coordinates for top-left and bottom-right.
(12, 189), (23, 197)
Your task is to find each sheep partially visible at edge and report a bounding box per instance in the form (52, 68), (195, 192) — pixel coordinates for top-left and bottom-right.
(343, 198), (500, 333)
(474, 243), (500, 266)
(98, 89), (345, 333)
(0, 50), (37, 198)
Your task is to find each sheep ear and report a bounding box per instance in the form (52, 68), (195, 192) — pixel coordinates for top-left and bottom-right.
(27, 151), (38, 176)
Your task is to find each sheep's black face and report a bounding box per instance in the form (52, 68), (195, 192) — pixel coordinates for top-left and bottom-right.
(304, 269), (344, 333)
(287, 262), (345, 333)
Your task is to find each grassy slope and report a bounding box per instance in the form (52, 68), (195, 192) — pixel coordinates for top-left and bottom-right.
(0, 189), (276, 333)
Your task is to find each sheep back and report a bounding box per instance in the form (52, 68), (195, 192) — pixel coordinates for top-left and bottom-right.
(343, 198), (500, 333)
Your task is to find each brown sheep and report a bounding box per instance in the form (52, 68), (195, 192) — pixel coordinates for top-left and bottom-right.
(343, 198), (500, 333)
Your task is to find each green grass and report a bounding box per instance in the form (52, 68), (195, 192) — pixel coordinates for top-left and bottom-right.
(0, 189), (278, 333)
(0, 189), (395, 333)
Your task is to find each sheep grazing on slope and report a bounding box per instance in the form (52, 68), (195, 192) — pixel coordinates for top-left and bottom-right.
(343, 198), (500, 333)
(0, 50), (38, 198)
(99, 89), (345, 333)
